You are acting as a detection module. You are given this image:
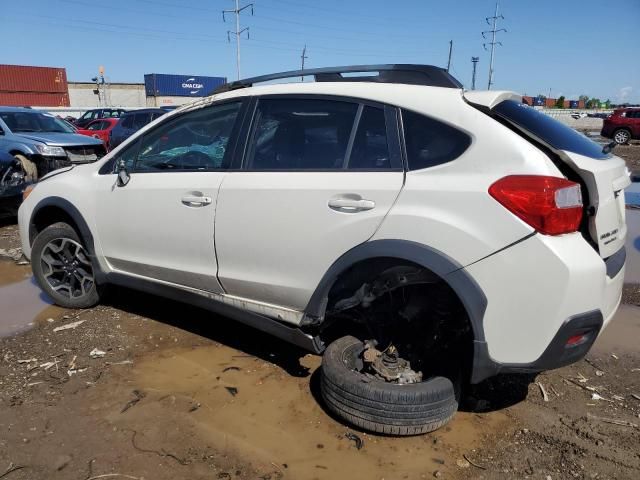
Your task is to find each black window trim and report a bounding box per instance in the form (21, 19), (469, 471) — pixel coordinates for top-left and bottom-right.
(100, 98), (250, 175)
(236, 93), (404, 172)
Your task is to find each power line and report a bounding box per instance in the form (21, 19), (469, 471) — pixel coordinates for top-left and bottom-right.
(300, 45), (308, 81)
(471, 56), (479, 90)
(482, 0), (506, 90)
(223, 0), (254, 80)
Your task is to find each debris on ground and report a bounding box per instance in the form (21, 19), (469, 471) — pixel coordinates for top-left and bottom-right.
(89, 348), (106, 359)
(536, 382), (549, 402)
(344, 432), (363, 450)
(224, 386), (238, 397)
(121, 390), (146, 413)
(0, 248), (23, 261)
(53, 319), (86, 332)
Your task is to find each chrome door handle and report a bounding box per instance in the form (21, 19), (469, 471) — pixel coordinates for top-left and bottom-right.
(181, 195), (212, 207)
(328, 197), (375, 212)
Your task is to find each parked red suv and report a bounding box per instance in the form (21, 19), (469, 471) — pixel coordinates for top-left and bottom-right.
(601, 108), (640, 144)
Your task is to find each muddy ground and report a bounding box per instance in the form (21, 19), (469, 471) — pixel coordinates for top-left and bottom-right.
(1, 203), (640, 480)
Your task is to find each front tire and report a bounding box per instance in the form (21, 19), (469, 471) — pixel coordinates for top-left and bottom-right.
(14, 153), (38, 182)
(31, 223), (100, 309)
(613, 129), (631, 145)
(320, 336), (458, 436)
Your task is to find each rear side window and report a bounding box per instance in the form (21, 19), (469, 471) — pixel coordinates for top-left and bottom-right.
(402, 109), (471, 170)
(493, 100), (609, 160)
(247, 98), (358, 170)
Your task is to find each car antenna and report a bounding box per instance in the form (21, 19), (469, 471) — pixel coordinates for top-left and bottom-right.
(602, 140), (617, 155)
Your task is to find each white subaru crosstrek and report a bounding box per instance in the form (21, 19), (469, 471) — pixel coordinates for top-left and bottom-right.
(18, 65), (629, 435)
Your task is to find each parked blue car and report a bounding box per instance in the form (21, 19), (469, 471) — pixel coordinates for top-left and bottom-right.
(0, 107), (106, 181)
(109, 108), (166, 149)
(0, 148), (30, 218)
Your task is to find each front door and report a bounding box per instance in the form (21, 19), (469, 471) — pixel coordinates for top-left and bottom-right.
(94, 100), (244, 293)
(215, 96), (404, 313)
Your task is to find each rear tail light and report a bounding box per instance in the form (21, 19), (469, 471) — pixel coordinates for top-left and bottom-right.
(489, 175), (583, 235)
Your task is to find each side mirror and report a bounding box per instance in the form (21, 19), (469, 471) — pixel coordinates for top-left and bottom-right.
(116, 159), (130, 187)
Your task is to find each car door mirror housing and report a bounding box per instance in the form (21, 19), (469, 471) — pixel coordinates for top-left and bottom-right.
(116, 159), (130, 187)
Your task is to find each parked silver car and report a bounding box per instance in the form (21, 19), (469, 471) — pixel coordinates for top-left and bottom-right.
(0, 107), (106, 181)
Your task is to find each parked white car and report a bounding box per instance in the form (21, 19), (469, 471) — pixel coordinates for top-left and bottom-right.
(18, 65), (629, 435)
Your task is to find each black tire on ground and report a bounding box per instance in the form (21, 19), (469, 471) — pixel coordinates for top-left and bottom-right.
(613, 129), (631, 145)
(320, 335), (458, 436)
(13, 153), (38, 182)
(31, 222), (101, 309)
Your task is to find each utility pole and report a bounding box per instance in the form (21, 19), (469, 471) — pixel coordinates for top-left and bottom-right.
(471, 57), (479, 90)
(223, 0), (254, 80)
(446, 40), (453, 72)
(482, 0), (506, 90)
(300, 45), (308, 81)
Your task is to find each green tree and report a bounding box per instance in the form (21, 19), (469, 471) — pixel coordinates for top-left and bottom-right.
(586, 97), (600, 109)
(555, 95), (566, 108)
(578, 94), (589, 104)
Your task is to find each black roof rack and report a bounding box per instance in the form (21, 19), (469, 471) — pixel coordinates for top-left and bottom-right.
(211, 64), (462, 94)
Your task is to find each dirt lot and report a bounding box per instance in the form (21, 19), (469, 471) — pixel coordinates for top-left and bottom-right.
(1, 209), (640, 480)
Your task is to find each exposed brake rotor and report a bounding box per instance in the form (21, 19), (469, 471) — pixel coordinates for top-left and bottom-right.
(362, 341), (423, 385)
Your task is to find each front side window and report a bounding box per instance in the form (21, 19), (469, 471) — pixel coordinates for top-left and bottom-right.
(247, 98), (358, 170)
(133, 102), (241, 172)
(402, 109), (471, 170)
(79, 111), (96, 121)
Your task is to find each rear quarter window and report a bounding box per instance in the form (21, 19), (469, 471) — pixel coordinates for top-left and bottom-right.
(493, 100), (609, 160)
(402, 109), (471, 170)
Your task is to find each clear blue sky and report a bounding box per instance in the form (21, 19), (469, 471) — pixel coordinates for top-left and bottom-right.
(2, 0), (639, 102)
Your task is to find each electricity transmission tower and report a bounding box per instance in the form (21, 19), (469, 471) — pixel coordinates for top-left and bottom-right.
(223, 0), (254, 80)
(482, 0), (506, 90)
(300, 45), (308, 81)
(471, 57), (479, 90)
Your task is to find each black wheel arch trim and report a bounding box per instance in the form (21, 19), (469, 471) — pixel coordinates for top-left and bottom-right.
(302, 239), (489, 373)
(29, 196), (106, 283)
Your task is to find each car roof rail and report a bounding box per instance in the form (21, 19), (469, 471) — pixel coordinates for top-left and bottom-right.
(211, 64), (462, 94)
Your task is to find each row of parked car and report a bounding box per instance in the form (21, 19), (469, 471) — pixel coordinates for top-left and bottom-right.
(68, 107), (169, 150)
(0, 106), (169, 217)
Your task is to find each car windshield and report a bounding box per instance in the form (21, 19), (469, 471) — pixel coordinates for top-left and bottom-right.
(493, 100), (609, 160)
(0, 111), (76, 134)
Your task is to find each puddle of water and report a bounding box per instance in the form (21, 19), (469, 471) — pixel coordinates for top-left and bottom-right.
(0, 260), (31, 287)
(0, 261), (57, 337)
(594, 304), (640, 355)
(129, 345), (507, 478)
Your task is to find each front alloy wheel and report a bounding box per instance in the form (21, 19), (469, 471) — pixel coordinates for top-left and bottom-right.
(40, 238), (94, 299)
(32, 223), (101, 309)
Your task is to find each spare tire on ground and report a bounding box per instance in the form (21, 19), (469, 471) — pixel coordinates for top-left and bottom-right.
(320, 335), (458, 435)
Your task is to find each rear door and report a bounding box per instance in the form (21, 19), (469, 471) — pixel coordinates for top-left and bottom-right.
(215, 96), (404, 313)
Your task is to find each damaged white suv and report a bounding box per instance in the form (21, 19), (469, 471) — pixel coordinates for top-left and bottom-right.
(18, 65), (629, 435)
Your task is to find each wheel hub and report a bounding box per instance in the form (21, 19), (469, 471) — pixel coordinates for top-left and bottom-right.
(40, 238), (94, 299)
(363, 341), (423, 385)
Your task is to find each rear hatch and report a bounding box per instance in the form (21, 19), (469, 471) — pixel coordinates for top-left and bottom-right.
(466, 93), (629, 258)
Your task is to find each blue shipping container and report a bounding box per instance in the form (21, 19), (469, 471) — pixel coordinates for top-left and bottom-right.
(569, 100), (579, 108)
(144, 73), (227, 97)
(533, 97), (545, 106)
